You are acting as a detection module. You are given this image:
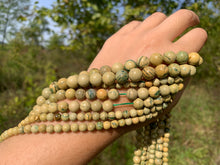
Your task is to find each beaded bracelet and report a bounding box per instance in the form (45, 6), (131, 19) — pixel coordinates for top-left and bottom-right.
(0, 51), (203, 165)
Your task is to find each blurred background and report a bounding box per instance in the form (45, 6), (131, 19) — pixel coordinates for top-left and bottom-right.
(0, 0), (219, 164)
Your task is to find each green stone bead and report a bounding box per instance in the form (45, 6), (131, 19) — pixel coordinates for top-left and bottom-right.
(125, 118), (132, 126)
(46, 125), (54, 133)
(112, 62), (124, 73)
(31, 125), (39, 134)
(142, 66), (155, 80)
(84, 112), (92, 120)
(42, 88), (52, 99)
(67, 75), (78, 89)
(108, 112), (115, 120)
(118, 119), (126, 127)
(61, 113), (69, 121)
(58, 102), (68, 113)
(137, 56), (150, 68)
(100, 65), (112, 75)
(69, 101), (80, 112)
(190, 65), (197, 76)
(100, 112), (108, 120)
(144, 97), (154, 108)
(124, 59), (137, 70)
(87, 123), (96, 131)
(46, 113), (54, 121)
(163, 51), (176, 64)
(86, 89), (96, 100)
(176, 51), (189, 64)
(80, 100), (91, 112)
(129, 68), (142, 82)
(90, 73), (102, 87)
(102, 72), (115, 86)
(92, 112), (100, 120)
(180, 64), (191, 77)
(69, 113), (77, 121)
(62, 124), (70, 132)
(133, 98), (144, 109)
(126, 88), (138, 101)
(150, 53), (163, 66)
(170, 84), (179, 94)
(116, 70), (128, 84)
(155, 64), (169, 78)
(108, 89), (119, 100)
(39, 113), (47, 121)
(49, 82), (59, 93)
(91, 100), (102, 112)
(96, 122), (103, 130)
(130, 109), (137, 117)
(56, 90), (66, 101)
(54, 124), (62, 133)
(103, 100), (113, 112)
(75, 88), (86, 100)
(58, 78), (68, 90)
(36, 96), (46, 106)
(71, 123), (79, 132)
(149, 86), (160, 98)
(168, 63), (180, 77)
(111, 120), (118, 128)
(159, 85), (170, 96)
(78, 74), (90, 88)
(115, 111), (123, 119)
(54, 113), (61, 121)
(65, 89), (75, 100)
(122, 110), (130, 118)
(77, 113), (85, 121)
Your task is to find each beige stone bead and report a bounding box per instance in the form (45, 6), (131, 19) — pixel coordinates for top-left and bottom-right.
(134, 149), (142, 156)
(125, 118), (132, 125)
(40, 104), (49, 113)
(49, 94), (57, 103)
(179, 83), (184, 90)
(62, 123), (70, 132)
(180, 64), (191, 77)
(97, 89), (108, 100)
(58, 78), (68, 89)
(168, 63), (180, 77)
(133, 156), (141, 164)
(137, 56), (150, 68)
(103, 121), (111, 129)
(69, 101), (80, 112)
(142, 66), (155, 80)
(153, 78), (160, 86)
(100, 65), (112, 75)
(118, 119), (125, 127)
(144, 97), (154, 107)
(112, 62), (124, 73)
(139, 116), (146, 122)
(49, 82), (59, 93)
(145, 81), (153, 87)
(108, 89), (119, 100)
(199, 56), (203, 65)
(54, 124), (62, 133)
(96, 122), (103, 130)
(39, 113), (47, 121)
(124, 60), (136, 70)
(149, 86), (160, 98)
(24, 125), (31, 133)
(79, 71), (89, 75)
(100, 112), (108, 120)
(90, 73), (102, 87)
(108, 112), (115, 120)
(159, 85), (170, 96)
(133, 98), (144, 109)
(137, 109), (144, 116)
(137, 88), (148, 99)
(46, 125), (54, 133)
(42, 88), (52, 99)
(84, 112), (92, 120)
(150, 53), (163, 66)
(89, 68), (100, 75)
(78, 74), (90, 88)
(69, 113), (77, 121)
(80, 100), (91, 112)
(103, 100), (113, 112)
(170, 84), (179, 94)
(12, 127), (19, 135)
(36, 96), (46, 105)
(129, 68), (142, 82)
(111, 120), (118, 128)
(71, 123), (79, 132)
(190, 65), (197, 76)
(155, 64), (169, 78)
(92, 112), (100, 120)
(65, 89), (75, 100)
(126, 88), (138, 100)
(188, 52), (200, 65)
(77, 113), (85, 121)
(87, 123), (96, 131)
(163, 51), (176, 64)
(67, 75), (78, 88)
(61, 113), (69, 121)
(102, 72), (115, 86)
(58, 101), (68, 113)
(56, 90), (66, 101)
(46, 113), (54, 121)
(115, 111), (123, 119)
(132, 117), (139, 124)
(31, 125), (39, 134)
(176, 51), (189, 64)
(91, 100), (102, 112)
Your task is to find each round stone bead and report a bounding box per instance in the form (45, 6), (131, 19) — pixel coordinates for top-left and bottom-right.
(91, 100), (102, 112)
(199, 56), (203, 65)
(79, 71), (89, 75)
(144, 97), (154, 107)
(133, 156), (141, 164)
(86, 89), (96, 100)
(188, 52), (200, 65)
(163, 51), (176, 64)
(62, 124), (70, 132)
(170, 84), (179, 94)
(130, 109), (137, 117)
(84, 112), (92, 120)
(103, 100), (113, 112)
(99, 112), (108, 120)
(31, 125), (39, 134)
(108, 112), (115, 120)
(124, 60), (137, 70)
(71, 123), (79, 132)
(167, 77), (174, 84)
(145, 81), (153, 87)
(133, 98), (144, 109)
(155, 64), (169, 78)
(112, 62), (124, 73)
(116, 70), (128, 84)
(153, 78), (160, 86)
(75, 88), (86, 100)
(132, 117), (139, 124)
(65, 88), (75, 100)
(41, 104), (49, 113)
(178, 83), (184, 91)
(100, 65), (112, 75)
(125, 118), (132, 125)
(143, 107), (150, 114)
(176, 51), (189, 64)
(87, 123), (96, 131)
(54, 124), (62, 133)
(97, 89), (108, 100)
(39, 113), (47, 121)
(154, 96), (163, 105)
(46, 125), (54, 133)
(90, 73), (102, 87)
(150, 53), (163, 66)
(96, 122), (103, 130)
(129, 68), (142, 82)
(127, 88), (138, 100)
(69, 113), (77, 121)
(122, 110), (129, 118)
(134, 150), (142, 156)
(69, 101), (80, 112)
(61, 113), (69, 121)
(149, 86), (160, 98)
(49, 94), (57, 103)
(78, 74), (90, 88)
(108, 89), (119, 100)
(46, 113), (54, 121)
(160, 78), (168, 85)
(102, 72), (115, 86)
(137, 56), (150, 68)
(159, 85), (170, 96)
(89, 68), (100, 75)
(56, 90), (66, 101)
(92, 112), (100, 120)
(58, 78), (68, 90)
(137, 88), (149, 99)
(190, 65), (197, 76)
(168, 63), (180, 77)
(103, 121), (111, 129)
(54, 113), (61, 121)
(80, 100), (91, 112)
(142, 66), (155, 80)
(49, 82), (59, 93)
(67, 75), (78, 89)
(77, 113), (85, 121)
(42, 88), (52, 99)
(38, 124), (46, 133)
(163, 95), (172, 102)
(36, 96), (46, 106)
(58, 102), (68, 113)
(115, 111), (123, 119)
(180, 64), (191, 77)
(111, 120), (118, 128)
(118, 119), (126, 127)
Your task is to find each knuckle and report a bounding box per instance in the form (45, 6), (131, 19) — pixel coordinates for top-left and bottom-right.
(152, 12), (167, 18)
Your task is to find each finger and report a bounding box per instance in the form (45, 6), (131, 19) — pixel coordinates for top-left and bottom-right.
(116, 20), (141, 35)
(173, 28), (208, 52)
(136, 12), (167, 32)
(155, 9), (200, 41)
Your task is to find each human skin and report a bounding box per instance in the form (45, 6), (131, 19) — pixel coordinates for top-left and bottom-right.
(0, 9), (207, 165)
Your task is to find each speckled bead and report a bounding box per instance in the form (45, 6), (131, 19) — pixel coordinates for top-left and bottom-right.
(80, 100), (91, 112)
(111, 120), (118, 128)
(133, 156), (141, 164)
(61, 113), (69, 121)
(159, 85), (170, 96)
(137, 56), (150, 68)
(103, 121), (111, 129)
(62, 123), (70, 132)
(130, 109), (137, 117)
(24, 125), (32, 133)
(125, 118), (132, 126)
(49, 82), (59, 93)
(132, 117), (139, 124)
(67, 75), (78, 89)
(153, 78), (160, 86)
(170, 84), (179, 94)
(58, 78), (68, 90)
(78, 74), (90, 88)
(123, 110), (130, 118)
(91, 100), (102, 112)
(49, 94), (57, 103)
(137, 88), (149, 99)
(96, 122), (103, 130)
(178, 83), (184, 91)
(86, 89), (96, 100)
(99, 112), (108, 120)
(150, 53), (163, 66)
(112, 62), (124, 73)
(100, 65), (112, 75)
(129, 68), (142, 82)
(167, 77), (174, 84)
(71, 123), (79, 132)
(89, 68), (100, 75)
(155, 64), (169, 78)
(41, 104), (49, 113)
(145, 81), (153, 88)
(188, 52), (200, 65)
(102, 72), (115, 86)
(163, 95), (172, 102)
(190, 65), (196, 76)
(54, 124), (62, 133)
(115, 111), (123, 119)
(90, 73), (102, 87)
(92, 112), (100, 120)
(47, 113), (54, 121)
(97, 89), (108, 100)
(176, 51), (188, 64)
(31, 125), (39, 134)
(133, 98), (144, 109)
(103, 100), (113, 112)
(163, 51), (176, 64)
(126, 88), (138, 100)
(85, 123), (94, 131)
(160, 78), (168, 85)
(56, 90), (66, 101)
(154, 96), (163, 105)
(38, 124), (46, 133)
(65, 88), (75, 100)
(149, 86), (160, 98)
(68, 101), (79, 112)
(199, 57), (203, 65)
(108, 89), (119, 100)
(168, 63), (180, 77)
(143, 107), (150, 114)
(46, 125), (54, 133)
(39, 113), (47, 121)
(69, 113), (77, 121)
(75, 88), (86, 100)
(108, 112), (115, 120)
(124, 60), (137, 70)
(142, 66), (155, 80)
(180, 64), (191, 77)
(116, 70), (128, 84)
(58, 102), (68, 113)
(42, 88), (52, 99)
(144, 97), (154, 108)
(36, 96), (46, 106)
